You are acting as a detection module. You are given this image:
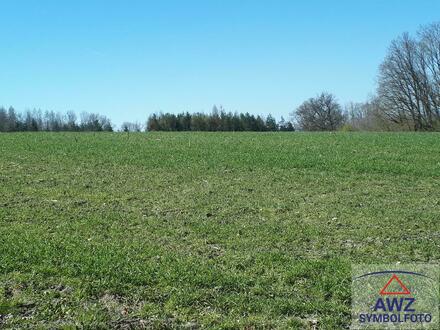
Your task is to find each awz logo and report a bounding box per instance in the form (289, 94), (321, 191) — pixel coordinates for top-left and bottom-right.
(354, 270), (434, 325)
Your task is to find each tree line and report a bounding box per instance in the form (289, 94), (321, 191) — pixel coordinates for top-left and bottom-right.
(0, 106), (295, 133)
(146, 106), (294, 132)
(0, 107), (113, 132)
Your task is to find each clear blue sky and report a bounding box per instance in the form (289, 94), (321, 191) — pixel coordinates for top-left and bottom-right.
(1, 0), (439, 127)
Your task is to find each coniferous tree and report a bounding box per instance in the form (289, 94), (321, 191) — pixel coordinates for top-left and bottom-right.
(0, 107), (8, 132)
(7, 107), (17, 131)
(266, 114), (277, 131)
(146, 110), (286, 132)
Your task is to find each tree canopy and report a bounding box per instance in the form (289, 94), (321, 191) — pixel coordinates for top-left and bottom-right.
(293, 92), (345, 131)
(0, 108), (113, 132)
(146, 107), (294, 132)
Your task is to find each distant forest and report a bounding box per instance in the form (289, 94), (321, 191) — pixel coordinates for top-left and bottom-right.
(0, 107), (113, 132)
(0, 106), (294, 133)
(146, 107), (294, 132)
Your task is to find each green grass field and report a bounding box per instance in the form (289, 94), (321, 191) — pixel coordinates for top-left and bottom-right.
(1, 132), (439, 328)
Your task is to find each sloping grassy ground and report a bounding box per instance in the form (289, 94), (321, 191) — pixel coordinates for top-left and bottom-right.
(0, 132), (439, 329)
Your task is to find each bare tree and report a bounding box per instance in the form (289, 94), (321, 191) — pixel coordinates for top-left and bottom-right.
(378, 22), (440, 130)
(80, 112), (113, 131)
(345, 98), (390, 131)
(121, 121), (142, 132)
(66, 111), (78, 131)
(293, 92), (345, 131)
